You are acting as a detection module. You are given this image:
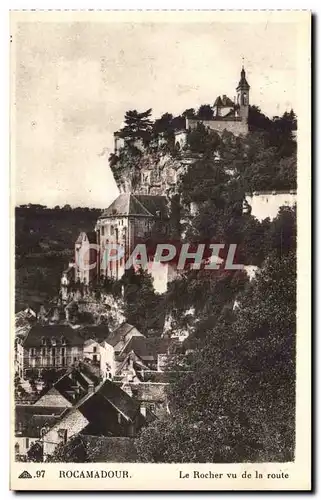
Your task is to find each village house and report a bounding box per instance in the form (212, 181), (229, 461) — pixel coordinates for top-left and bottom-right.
(99, 322), (144, 380)
(119, 379), (170, 419)
(39, 379), (146, 460)
(16, 324), (85, 379)
(35, 365), (100, 406)
(116, 336), (173, 373)
(15, 405), (67, 461)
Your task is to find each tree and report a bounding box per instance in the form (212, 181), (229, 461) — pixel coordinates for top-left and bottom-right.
(182, 108), (196, 119)
(153, 113), (174, 135)
(248, 105), (272, 132)
(121, 268), (165, 336)
(120, 108), (153, 141)
(47, 436), (88, 462)
(186, 123), (220, 155)
(136, 252), (296, 463)
(197, 104), (214, 120)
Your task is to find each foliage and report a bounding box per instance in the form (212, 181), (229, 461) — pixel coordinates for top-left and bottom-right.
(47, 436), (88, 462)
(186, 122), (220, 155)
(120, 108), (153, 142)
(120, 268), (165, 336)
(136, 252), (296, 462)
(15, 205), (100, 311)
(182, 108), (196, 119)
(197, 104), (214, 120)
(249, 105), (297, 158)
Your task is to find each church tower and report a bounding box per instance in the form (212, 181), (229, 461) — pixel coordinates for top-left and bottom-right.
(236, 66), (250, 122)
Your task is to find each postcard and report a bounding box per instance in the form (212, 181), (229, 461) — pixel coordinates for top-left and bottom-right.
(10, 10), (311, 491)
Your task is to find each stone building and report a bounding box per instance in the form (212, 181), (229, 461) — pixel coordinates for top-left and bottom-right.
(95, 193), (169, 281)
(179, 66), (250, 147)
(74, 231), (98, 285)
(16, 324), (85, 379)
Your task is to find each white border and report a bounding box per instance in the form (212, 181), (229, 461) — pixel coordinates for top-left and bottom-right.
(2, 2), (316, 499)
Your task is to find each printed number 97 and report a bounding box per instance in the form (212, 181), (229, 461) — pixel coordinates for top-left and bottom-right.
(36, 470), (45, 478)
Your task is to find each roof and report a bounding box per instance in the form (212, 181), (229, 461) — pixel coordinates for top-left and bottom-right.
(15, 405), (66, 437)
(135, 195), (169, 218)
(99, 194), (168, 219)
(100, 194), (152, 218)
(75, 231), (97, 244)
(221, 109), (237, 119)
(221, 95), (235, 107)
(236, 67), (250, 90)
(52, 368), (98, 404)
(106, 322), (142, 349)
(121, 337), (172, 360)
(78, 379), (141, 423)
(80, 325), (110, 342)
(22, 324), (85, 348)
(116, 351), (151, 376)
(214, 95), (234, 108)
(15, 309), (37, 337)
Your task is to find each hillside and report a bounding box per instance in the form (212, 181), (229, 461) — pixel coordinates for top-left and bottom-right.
(15, 205), (101, 311)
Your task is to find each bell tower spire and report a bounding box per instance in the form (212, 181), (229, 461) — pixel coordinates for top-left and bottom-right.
(236, 64), (250, 122)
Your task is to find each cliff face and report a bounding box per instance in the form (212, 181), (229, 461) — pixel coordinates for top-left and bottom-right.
(110, 145), (198, 197)
(65, 291), (125, 331)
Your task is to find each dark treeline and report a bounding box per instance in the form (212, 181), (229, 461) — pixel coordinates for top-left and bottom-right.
(15, 205), (101, 311)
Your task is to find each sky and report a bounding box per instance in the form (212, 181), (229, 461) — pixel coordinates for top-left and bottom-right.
(13, 18), (299, 208)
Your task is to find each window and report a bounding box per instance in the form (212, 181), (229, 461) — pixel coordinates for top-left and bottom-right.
(61, 336), (66, 345)
(101, 226), (105, 236)
(110, 226), (115, 236)
(41, 337), (46, 346)
(26, 438), (29, 448)
(51, 337), (56, 346)
(93, 346), (97, 353)
(93, 354), (97, 363)
(41, 348), (46, 356)
(149, 403), (156, 412)
(52, 347), (56, 356)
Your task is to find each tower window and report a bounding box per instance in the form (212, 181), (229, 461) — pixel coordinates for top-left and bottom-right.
(242, 93), (247, 105)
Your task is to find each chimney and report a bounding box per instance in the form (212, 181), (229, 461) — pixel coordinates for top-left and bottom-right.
(88, 383), (95, 394)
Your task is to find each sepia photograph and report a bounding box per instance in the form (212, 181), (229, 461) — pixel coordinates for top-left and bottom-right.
(10, 10), (311, 491)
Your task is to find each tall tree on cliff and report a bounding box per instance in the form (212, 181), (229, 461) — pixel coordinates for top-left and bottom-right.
(120, 108), (153, 141)
(136, 252), (296, 463)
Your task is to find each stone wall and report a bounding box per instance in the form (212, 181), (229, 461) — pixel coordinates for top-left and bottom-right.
(43, 408), (89, 459)
(187, 117), (248, 136)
